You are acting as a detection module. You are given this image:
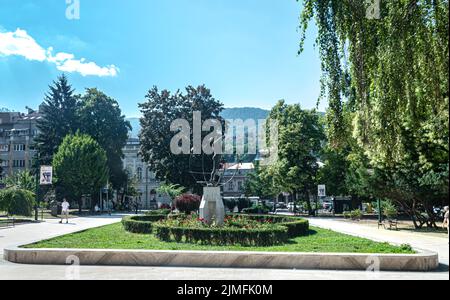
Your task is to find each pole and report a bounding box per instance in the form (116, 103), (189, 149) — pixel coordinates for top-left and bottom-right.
(34, 162), (40, 221)
(377, 198), (382, 223)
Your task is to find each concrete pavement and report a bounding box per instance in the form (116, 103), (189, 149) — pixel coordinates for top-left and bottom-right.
(306, 217), (449, 266)
(0, 215), (448, 280)
(0, 214), (124, 256)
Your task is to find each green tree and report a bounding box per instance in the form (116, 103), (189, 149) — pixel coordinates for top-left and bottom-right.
(299, 0), (449, 227)
(157, 183), (185, 210)
(78, 88), (131, 190)
(139, 85), (224, 193)
(1, 171), (35, 192)
(53, 133), (109, 212)
(35, 74), (80, 164)
(267, 101), (325, 215)
(0, 188), (35, 216)
(244, 162), (278, 200)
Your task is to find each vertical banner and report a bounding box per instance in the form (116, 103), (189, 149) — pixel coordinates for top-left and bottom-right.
(40, 166), (53, 185)
(318, 185), (326, 197)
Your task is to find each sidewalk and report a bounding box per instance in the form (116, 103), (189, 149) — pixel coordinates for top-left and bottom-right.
(306, 217), (449, 266)
(0, 214), (123, 256)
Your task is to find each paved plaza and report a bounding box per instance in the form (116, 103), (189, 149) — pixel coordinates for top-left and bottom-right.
(0, 215), (448, 280)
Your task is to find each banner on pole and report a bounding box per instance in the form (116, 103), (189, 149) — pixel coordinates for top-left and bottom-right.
(40, 166), (53, 185)
(318, 185), (326, 197)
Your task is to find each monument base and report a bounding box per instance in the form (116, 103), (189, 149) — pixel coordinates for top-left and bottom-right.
(199, 186), (225, 225)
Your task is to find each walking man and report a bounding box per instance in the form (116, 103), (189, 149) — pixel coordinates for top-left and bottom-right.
(60, 198), (70, 224)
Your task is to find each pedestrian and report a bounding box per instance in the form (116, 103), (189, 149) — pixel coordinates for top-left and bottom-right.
(443, 206), (449, 238)
(60, 198), (70, 224)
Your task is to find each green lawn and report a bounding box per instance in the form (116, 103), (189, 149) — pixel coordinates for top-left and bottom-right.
(24, 223), (415, 254)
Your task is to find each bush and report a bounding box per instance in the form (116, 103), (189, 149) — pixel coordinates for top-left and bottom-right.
(237, 198), (252, 212)
(223, 199), (237, 212)
(153, 223), (288, 247)
(122, 215), (167, 234)
(0, 188), (35, 216)
(175, 194), (201, 214)
(239, 215), (309, 238)
(383, 201), (398, 220)
(159, 203), (171, 210)
(242, 205), (270, 215)
(146, 209), (171, 216)
(350, 209), (363, 221)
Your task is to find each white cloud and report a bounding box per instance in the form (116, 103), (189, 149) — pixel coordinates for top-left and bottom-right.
(0, 28), (118, 77)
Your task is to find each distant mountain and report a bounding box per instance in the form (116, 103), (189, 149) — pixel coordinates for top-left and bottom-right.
(221, 107), (270, 121)
(126, 107), (270, 138)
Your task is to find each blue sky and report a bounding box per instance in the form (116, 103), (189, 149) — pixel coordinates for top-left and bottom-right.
(0, 0), (323, 117)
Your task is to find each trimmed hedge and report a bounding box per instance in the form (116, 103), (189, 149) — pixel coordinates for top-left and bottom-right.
(122, 215), (168, 234)
(153, 223), (288, 247)
(234, 215), (309, 238)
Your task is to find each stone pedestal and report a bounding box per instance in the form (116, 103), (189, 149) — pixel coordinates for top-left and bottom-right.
(199, 186), (224, 225)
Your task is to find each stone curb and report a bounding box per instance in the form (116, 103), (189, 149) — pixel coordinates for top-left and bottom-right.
(4, 246), (439, 271)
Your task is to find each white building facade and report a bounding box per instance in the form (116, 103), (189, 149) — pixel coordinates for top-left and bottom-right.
(122, 138), (170, 209)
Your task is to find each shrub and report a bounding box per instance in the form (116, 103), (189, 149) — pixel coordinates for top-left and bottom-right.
(383, 201), (398, 220)
(0, 188), (35, 216)
(159, 203), (171, 210)
(175, 194), (201, 214)
(223, 199), (237, 212)
(242, 205), (270, 215)
(237, 198), (252, 212)
(146, 209), (171, 216)
(153, 223), (288, 247)
(350, 209), (363, 221)
(122, 215), (167, 234)
(240, 215), (309, 238)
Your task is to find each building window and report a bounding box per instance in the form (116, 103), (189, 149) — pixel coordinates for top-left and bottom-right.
(0, 144), (9, 152)
(228, 181), (234, 191)
(13, 160), (26, 168)
(237, 181), (243, 191)
(13, 144), (26, 151)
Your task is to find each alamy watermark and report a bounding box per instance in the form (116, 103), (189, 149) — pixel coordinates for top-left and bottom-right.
(170, 112), (278, 166)
(66, 0), (80, 20)
(65, 255), (80, 280)
(366, 0), (381, 19)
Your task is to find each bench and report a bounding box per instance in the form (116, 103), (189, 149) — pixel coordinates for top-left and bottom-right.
(378, 218), (398, 230)
(0, 215), (15, 228)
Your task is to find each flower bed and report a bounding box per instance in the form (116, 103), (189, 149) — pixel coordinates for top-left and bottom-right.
(154, 219), (288, 247)
(122, 213), (310, 246)
(151, 215), (309, 246)
(242, 215), (309, 238)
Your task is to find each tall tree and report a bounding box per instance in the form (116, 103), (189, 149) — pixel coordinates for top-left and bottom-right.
(244, 162), (278, 200)
(35, 74), (80, 164)
(78, 88), (131, 190)
(53, 133), (108, 212)
(299, 0), (449, 226)
(267, 100), (325, 214)
(139, 85), (224, 193)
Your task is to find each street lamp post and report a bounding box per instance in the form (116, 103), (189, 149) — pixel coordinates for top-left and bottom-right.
(377, 198), (382, 224)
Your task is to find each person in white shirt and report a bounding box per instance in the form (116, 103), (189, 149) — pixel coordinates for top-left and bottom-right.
(443, 206), (449, 237)
(60, 199), (70, 224)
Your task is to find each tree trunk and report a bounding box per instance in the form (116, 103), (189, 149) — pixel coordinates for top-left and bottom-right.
(305, 190), (313, 216)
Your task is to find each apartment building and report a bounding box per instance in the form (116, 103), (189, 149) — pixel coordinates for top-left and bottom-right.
(0, 109), (41, 181)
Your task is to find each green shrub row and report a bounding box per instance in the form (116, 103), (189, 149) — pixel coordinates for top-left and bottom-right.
(122, 215), (168, 233)
(153, 224), (288, 247)
(232, 214), (310, 238)
(241, 205), (271, 215)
